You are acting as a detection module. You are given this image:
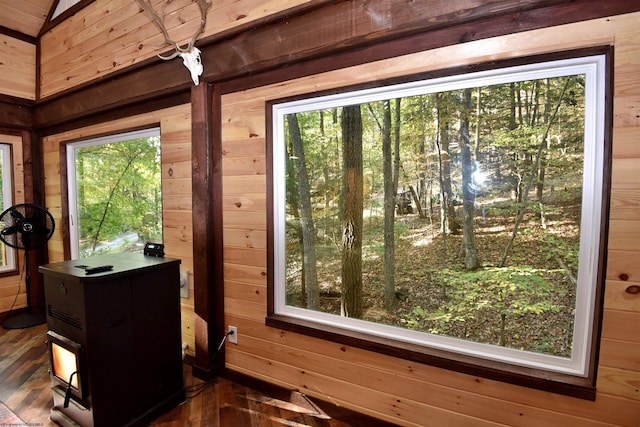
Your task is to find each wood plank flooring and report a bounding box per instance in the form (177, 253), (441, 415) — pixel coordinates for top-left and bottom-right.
(0, 321), (55, 426)
(0, 321), (368, 426)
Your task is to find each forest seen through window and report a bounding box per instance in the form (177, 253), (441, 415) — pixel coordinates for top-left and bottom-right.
(281, 70), (597, 360)
(71, 132), (163, 258)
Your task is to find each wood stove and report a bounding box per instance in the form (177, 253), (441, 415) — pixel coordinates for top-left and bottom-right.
(40, 253), (185, 427)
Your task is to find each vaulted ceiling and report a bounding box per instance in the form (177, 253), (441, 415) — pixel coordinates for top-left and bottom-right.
(0, 0), (82, 38)
(0, 0), (54, 37)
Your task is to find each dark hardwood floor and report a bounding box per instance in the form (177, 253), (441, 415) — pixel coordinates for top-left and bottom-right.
(0, 319), (385, 426)
(0, 321), (55, 425)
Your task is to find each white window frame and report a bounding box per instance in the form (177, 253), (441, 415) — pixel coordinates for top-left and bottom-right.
(271, 54), (607, 378)
(0, 143), (16, 272)
(66, 128), (161, 260)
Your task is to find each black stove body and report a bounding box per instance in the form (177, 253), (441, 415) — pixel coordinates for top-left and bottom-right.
(40, 253), (185, 427)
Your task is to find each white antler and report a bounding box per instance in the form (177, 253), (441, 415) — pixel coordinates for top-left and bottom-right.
(137, 0), (212, 85)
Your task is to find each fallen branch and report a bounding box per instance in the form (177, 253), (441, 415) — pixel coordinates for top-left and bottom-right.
(556, 257), (577, 286)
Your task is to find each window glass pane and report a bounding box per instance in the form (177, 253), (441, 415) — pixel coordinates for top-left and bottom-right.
(0, 144), (15, 271)
(272, 55), (606, 376)
(0, 147), (5, 211)
(69, 130), (162, 258)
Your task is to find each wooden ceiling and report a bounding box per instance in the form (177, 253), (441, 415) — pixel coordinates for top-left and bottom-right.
(0, 0), (55, 38)
(0, 0), (86, 39)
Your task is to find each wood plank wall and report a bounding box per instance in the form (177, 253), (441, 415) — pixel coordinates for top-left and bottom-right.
(40, 104), (197, 356)
(220, 12), (640, 426)
(0, 34), (35, 100)
(0, 133), (26, 313)
(38, 0), (311, 99)
(31, 0), (640, 423)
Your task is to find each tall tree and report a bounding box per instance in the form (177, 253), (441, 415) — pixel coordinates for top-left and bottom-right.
(319, 110), (332, 210)
(460, 88), (480, 270)
(286, 137), (300, 219)
(393, 98), (402, 196)
(508, 82), (524, 202)
(536, 79), (551, 204)
(340, 105), (364, 319)
(287, 113), (320, 310)
(381, 100), (396, 310)
(436, 93), (460, 236)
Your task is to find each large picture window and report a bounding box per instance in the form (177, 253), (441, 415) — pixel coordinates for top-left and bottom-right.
(67, 128), (163, 259)
(268, 52), (609, 397)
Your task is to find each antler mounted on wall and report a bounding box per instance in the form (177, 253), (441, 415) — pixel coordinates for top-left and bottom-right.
(137, 0), (212, 85)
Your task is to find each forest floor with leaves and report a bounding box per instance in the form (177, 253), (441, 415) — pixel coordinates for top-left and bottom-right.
(288, 195), (581, 358)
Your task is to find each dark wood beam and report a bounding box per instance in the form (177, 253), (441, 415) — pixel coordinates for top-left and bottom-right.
(191, 83), (224, 380)
(34, 59), (192, 131)
(34, 0), (640, 130)
(0, 26), (36, 44)
(38, 91), (190, 137)
(0, 96), (33, 129)
(202, 0), (567, 81)
(20, 129), (48, 314)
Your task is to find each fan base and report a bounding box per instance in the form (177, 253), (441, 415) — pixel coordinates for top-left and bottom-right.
(2, 311), (46, 329)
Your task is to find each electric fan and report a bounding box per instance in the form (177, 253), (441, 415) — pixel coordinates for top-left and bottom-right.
(0, 203), (55, 329)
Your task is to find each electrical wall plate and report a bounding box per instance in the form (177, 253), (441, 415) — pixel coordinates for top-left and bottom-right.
(228, 326), (238, 344)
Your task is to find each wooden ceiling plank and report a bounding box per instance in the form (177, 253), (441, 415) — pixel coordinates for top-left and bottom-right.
(0, 0), (52, 37)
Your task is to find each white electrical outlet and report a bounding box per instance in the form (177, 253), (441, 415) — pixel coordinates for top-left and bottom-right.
(228, 325), (238, 344)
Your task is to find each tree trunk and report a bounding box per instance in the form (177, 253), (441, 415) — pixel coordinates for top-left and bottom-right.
(537, 79), (551, 230)
(536, 79), (551, 203)
(460, 88), (480, 270)
(408, 185), (424, 218)
(287, 113), (320, 310)
(516, 82), (524, 127)
(286, 138), (300, 218)
(340, 105), (364, 319)
(509, 83), (517, 131)
(319, 110), (332, 210)
(475, 86), (482, 159)
(381, 100), (396, 311)
(529, 80), (540, 127)
(436, 93), (460, 235)
(435, 95), (448, 267)
(393, 98), (401, 196)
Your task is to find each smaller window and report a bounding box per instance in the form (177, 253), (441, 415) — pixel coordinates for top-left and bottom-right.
(0, 143), (16, 272)
(66, 128), (163, 259)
